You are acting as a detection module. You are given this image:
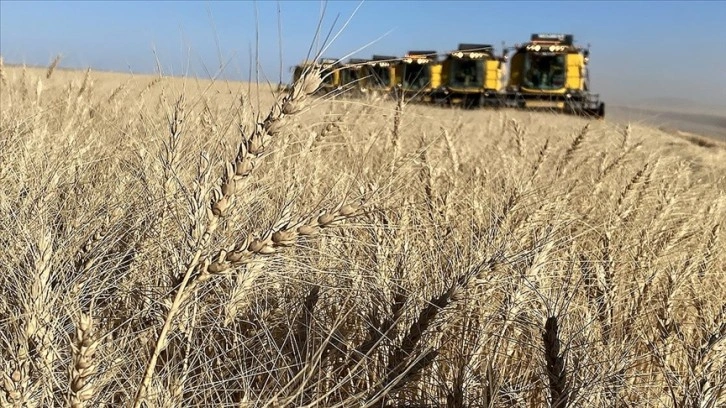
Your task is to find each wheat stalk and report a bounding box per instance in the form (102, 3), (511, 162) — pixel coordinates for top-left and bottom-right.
(509, 118), (527, 157)
(442, 126), (460, 173)
(132, 69), (324, 407)
(77, 68), (91, 98)
(557, 123), (589, 176)
(34, 77), (43, 106)
(46, 54), (62, 79)
(138, 77), (163, 99)
(390, 90), (404, 173)
(26, 231), (56, 382)
(543, 315), (569, 408)
(0, 56), (6, 85)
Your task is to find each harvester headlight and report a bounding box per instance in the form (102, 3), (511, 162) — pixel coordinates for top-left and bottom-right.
(566, 93), (572, 99)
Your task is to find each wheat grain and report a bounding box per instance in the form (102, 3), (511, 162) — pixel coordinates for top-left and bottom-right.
(68, 313), (98, 408)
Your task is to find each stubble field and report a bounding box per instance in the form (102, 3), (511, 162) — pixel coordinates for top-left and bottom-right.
(1, 62), (725, 407)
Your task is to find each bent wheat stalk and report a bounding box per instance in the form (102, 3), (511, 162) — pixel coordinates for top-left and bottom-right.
(132, 70), (323, 407)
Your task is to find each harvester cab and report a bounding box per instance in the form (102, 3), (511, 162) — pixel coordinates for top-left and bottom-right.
(438, 43), (507, 108)
(505, 33), (605, 118)
(292, 58), (343, 96)
(365, 55), (398, 95)
(340, 58), (369, 95)
(395, 50), (442, 102)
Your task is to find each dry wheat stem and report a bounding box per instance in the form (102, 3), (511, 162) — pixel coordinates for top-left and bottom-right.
(46, 54), (62, 79)
(558, 123), (590, 176)
(0, 56), (6, 85)
(132, 69), (323, 407)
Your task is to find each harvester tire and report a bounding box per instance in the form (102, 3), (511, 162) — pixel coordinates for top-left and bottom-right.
(597, 102), (605, 119)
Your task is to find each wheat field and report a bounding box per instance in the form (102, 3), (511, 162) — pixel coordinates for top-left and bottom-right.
(1, 61), (725, 408)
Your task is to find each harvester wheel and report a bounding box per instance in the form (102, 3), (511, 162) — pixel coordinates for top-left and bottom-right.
(597, 102), (606, 119)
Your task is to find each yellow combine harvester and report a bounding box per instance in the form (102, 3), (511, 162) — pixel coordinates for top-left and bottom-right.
(395, 51), (442, 102)
(364, 55), (398, 96)
(505, 33), (605, 118)
(435, 43), (507, 108)
(339, 58), (368, 95)
(292, 58), (342, 95)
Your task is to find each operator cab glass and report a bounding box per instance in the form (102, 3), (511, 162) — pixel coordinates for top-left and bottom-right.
(321, 68), (337, 85)
(371, 65), (391, 87)
(449, 59), (484, 88)
(344, 68), (361, 84)
(403, 64), (430, 90)
(522, 53), (566, 90)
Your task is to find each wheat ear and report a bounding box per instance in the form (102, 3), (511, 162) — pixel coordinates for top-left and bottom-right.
(0, 56), (6, 85)
(557, 123), (589, 176)
(390, 90), (404, 173)
(68, 313), (98, 408)
(132, 69), (323, 408)
(1, 344), (32, 407)
(46, 54), (62, 79)
(543, 316), (569, 408)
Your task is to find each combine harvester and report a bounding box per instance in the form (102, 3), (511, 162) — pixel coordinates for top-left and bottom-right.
(505, 33), (605, 118)
(339, 58), (368, 96)
(364, 55), (399, 98)
(395, 51), (442, 103)
(435, 43), (507, 108)
(292, 58), (343, 96)
(288, 33), (605, 118)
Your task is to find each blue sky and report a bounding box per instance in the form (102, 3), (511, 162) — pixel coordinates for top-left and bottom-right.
(1, 0), (725, 106)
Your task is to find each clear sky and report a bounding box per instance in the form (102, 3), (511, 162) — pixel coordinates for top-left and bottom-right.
(1, 0), (725, 107)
